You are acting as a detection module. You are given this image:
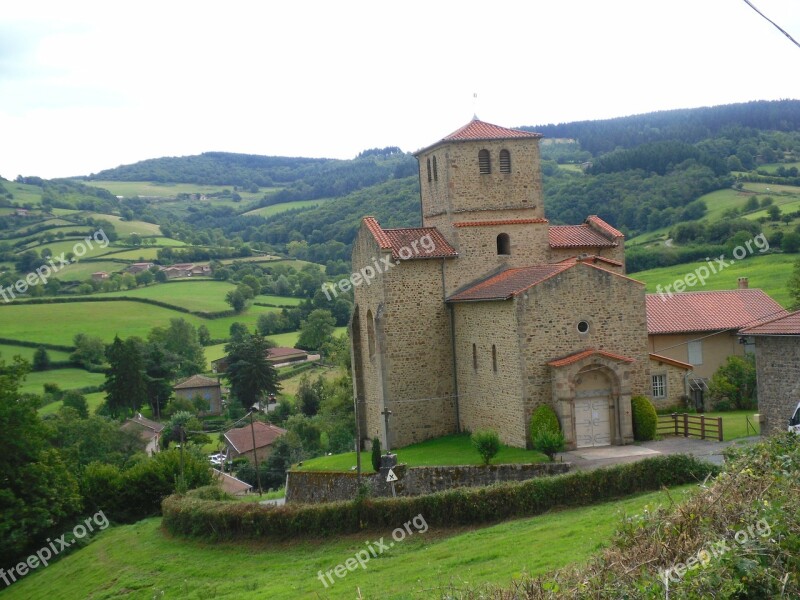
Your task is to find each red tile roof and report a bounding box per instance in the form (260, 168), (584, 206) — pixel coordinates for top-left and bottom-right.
(267, 347), (308, 359)
(415, 118), (543, 154)
(649, 353), (693, 370)
(362, 217), (458, 260)
(447, 263), (574, 302)
(558, 255), (623, 268)
(740, 310), (800, 335)
(173, 374), (220, 390)
(549, 224), (618, 248)
(548, 348), (635, 368)
(224, 421), (287, 454)
(211, 469), (253, 495)
(646, 289), (787, 334)
(586, 215), (624, 238)
(454, 218), (548, 227)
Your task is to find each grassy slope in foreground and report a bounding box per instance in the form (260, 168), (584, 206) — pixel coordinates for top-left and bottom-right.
(2, 485), (696, 600)
(630, 252), (795, 307)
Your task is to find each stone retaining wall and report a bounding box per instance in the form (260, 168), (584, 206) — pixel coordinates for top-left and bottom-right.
(285, 461), (570, 504)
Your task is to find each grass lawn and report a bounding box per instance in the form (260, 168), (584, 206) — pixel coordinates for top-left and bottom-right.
(46, 259), (126, 281)
(82, 280), (238, 312)
(19, 238), (118, 261)
(243, 199), (326, 217)
(658, 409), (760, 441)
(2, 484), (697, 600)
(296, 433), (548, 472)
(257, 294), (303, 306)
(204, 342), (228, 364)
(82, 181), (272, 204)
(19, 368), (104, 395)
(102, 247), (161, 260)
(83, 213), (162, 237)
(631, 252), (795, 307)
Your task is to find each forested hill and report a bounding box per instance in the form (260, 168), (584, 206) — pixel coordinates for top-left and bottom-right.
(521, 99), (800, 155)
(87, 147), (418, 203)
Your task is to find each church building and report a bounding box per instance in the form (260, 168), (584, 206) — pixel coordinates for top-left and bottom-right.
(349, 118), (651, 450)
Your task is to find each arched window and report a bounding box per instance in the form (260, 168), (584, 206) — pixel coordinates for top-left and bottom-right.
(478, 149), (491, 174)
(499, 149), (511, 173)
(426, 158), (432, 182)
(492, 344), (497, 372)
(472, 343), (478, 371)
(367, 309), (376, 358)
(432, 155), (438, 181)
(496, 233), (510, 255)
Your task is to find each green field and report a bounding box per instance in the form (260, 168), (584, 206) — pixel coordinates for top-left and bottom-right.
(631, 252), (795, 307)
(243, 199), (326, 217)
(257, 294), (303, 306)
(0, 344), (71, 363)
(49, 260), (126, 281)
(18, 368), (104, 395)
(82, 181), (275, 205)
(82, 280), (237, 312)
(83, 213), (162, 237)
(38, 391), (106, 416)
(103, 247), (161, 260)
(1, 485), (696, 599)
(5, 182), (45, 205)
(19, 238), (118, 261)
(0, 301), (279, 346)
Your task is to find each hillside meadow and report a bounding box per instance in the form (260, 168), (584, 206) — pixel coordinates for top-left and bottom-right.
(1, 485), (696, 600)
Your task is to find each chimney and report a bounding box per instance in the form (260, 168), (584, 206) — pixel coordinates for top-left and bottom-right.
(738, 277), (749, 289)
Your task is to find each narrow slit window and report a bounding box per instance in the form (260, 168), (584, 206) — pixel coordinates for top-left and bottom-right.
(478, 149), (491, 174)
(472, 343), (478, 371)
(492, 345), (497, 372)
(499, 149), (511, 173)
(496, 233), (510, 255)
(432, 155), (438, 181)
(426, 158), (432, 182)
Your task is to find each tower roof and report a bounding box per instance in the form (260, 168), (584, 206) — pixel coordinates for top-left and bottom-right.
(415, 118), (543, 155)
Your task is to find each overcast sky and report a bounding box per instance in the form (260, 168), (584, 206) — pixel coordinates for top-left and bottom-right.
(1, 0), (799, 180)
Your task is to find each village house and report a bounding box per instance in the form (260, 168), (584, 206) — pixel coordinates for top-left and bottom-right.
(172, 374), (223, 416)
(126, 262), (155, 274)
(646, 280), (786, 409)
(91, 271), (110, 282)
(349, 118), (654, 451)
(120, 413), (165, 455)
(223, 421), (287, 464)
(211, 347), (311, 373)
(211, 468), (253, 496)
(739, 310), (800, 435)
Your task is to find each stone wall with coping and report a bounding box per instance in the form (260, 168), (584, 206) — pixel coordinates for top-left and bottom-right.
(285, 461), (571, 504)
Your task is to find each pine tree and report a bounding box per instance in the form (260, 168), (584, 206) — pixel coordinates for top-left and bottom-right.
(104, 336), (147, 418)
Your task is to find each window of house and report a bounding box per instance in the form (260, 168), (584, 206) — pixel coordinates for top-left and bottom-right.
(687, 340), (703, 365)
(577, 320), (589, 334)
(426, 158), (432, 182)
(652, 374), (666, 398)
(492, 344), (497, 372)
(472, 343), (477, 371)
(496, 233), (510, 255)
(499, 149), (511, 173)
(432, 155), (438, 181)
(479, 149), (491, 174)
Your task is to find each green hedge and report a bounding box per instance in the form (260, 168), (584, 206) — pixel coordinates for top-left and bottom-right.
(163, 454), (719, 541)
(631, 395), (658, 441)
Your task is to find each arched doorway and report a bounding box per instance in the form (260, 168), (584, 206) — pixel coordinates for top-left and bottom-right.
(573, 366), (614, 448)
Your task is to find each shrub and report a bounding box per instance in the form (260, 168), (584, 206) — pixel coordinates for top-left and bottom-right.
(533, 429), (565, 461)
(529, 404), (560, 438)
(371, 437), (381, 472)
(631, 395), (657, 441)
(471, 430), (500, 465)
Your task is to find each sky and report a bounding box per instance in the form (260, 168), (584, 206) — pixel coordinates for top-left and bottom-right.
(1, 0), (799, 180)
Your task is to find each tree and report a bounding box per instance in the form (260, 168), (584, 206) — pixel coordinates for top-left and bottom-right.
(767, 204), (781, 221)
(790, 257), (800, 310)
(471, 430), (500, 465)
(104, 336), (147, 418)
(297, 375), (324, 417)
(70, 333), (106, 368)
(135, 269), (154, 286)
(371, 437), (382, 472)
(148, 318), (206, 377)
(296, 309), (336, 351)
(197, 324), (212, 346)
(61, 390), (89, 418)
(224, 334), (280, 408)
(708, 355), (757, 410)
(0, 357), (81, 567)
(32, 346), (50, 371)
(226, 289), (246, 313)
(229, 322), (249, 343)
(782, 232), (800, 253)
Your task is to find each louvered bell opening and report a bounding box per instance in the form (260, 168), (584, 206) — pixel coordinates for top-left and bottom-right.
(478, 149), (491, 174)
(499, 149), (511, 173)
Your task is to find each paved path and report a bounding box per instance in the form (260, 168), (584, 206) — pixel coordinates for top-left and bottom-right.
(555, 436), (760, 472)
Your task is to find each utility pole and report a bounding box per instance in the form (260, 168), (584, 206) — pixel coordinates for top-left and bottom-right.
(249, 408), (263, 496)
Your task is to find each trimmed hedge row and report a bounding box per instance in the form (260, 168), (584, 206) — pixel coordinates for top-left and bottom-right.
(0, 337), (74, 352)
(277, 361), (316, 381)
(163, 454), (719, 541)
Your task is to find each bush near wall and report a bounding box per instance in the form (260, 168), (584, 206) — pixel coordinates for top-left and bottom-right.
(163, 454), (718, 541)
(631, 395), (658, 441)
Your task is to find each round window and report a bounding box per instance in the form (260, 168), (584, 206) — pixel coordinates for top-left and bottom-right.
(577, 321), (589, 334)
